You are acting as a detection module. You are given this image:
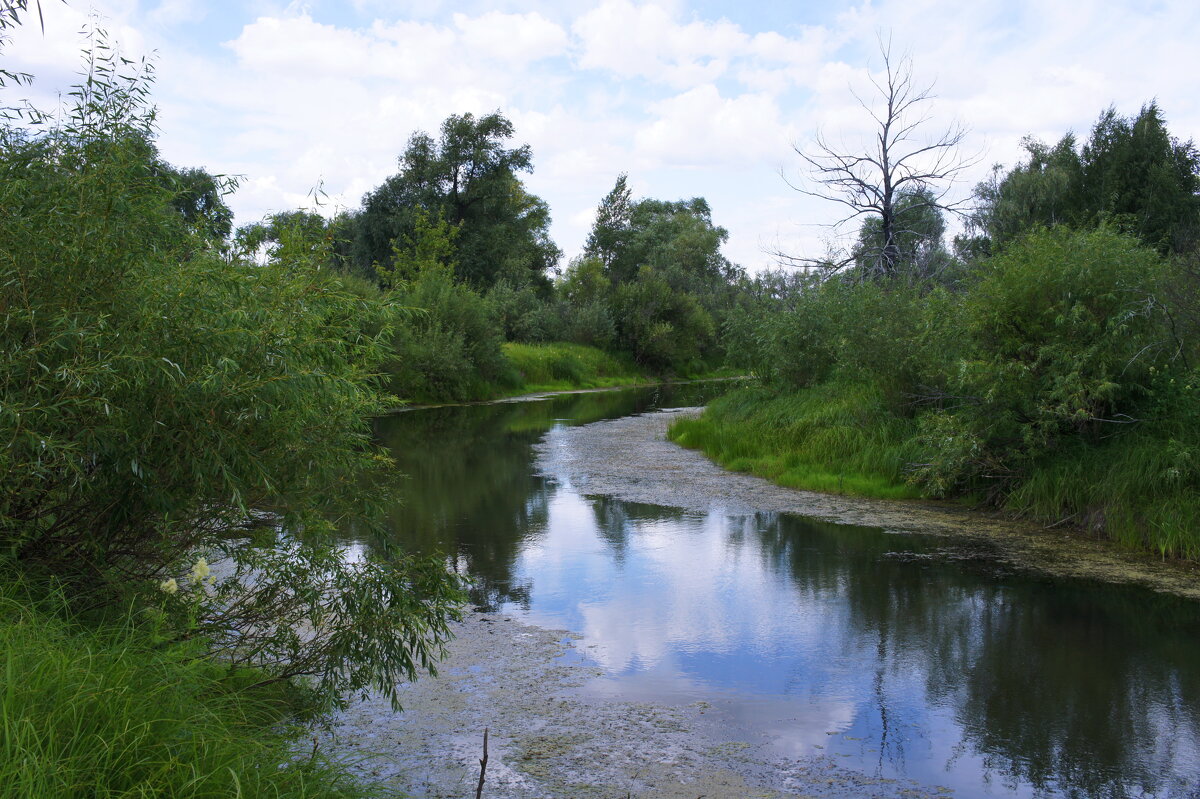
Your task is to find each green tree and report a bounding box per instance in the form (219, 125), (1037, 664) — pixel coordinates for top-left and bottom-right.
(969, 103), (1200, 254)
(584, 172), (633, 271)
(159, 164), (234, 242)
(585, 180), (737, 293)
(352, 112), (560, 288)
(852, 186), (952, 281)
(0, 37), (462, 709)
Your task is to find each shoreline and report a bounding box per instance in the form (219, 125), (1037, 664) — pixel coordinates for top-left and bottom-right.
(383, 375), (746, 414)
(534, 408), (1200, 601)
(322, 404), (1199, 799)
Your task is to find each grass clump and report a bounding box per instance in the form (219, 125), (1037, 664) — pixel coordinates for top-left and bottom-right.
(669, 383), (925, 500)
(0, 585), (376, 799)
(502, 342), (648, 393)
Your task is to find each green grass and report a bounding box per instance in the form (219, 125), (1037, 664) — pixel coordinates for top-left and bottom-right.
(670, 383), (1200, 560)
(500, 342), (652, 394)
(0, 582), (377, 799)
(1006, 431), (1200, 560)
(668, 383), (926, 500)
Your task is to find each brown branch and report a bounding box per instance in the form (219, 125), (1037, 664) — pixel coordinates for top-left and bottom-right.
(475, 727), (489, 799)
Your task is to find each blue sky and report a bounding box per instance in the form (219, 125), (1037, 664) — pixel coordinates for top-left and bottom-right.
(5, 0), (1197, 271)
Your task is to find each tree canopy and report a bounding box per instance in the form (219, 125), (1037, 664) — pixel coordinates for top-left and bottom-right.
(351, 112), (560, 289)
(969, 103), (1200, 254)
(585, 173), (739, 294)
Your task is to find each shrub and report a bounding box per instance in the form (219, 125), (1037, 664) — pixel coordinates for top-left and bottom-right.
(0, 41), (462, 709)
(386, 265), (516, 402)
(908, 227), (1171, 493)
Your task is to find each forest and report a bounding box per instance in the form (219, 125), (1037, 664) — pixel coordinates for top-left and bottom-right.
(2, 3), (1199, 795)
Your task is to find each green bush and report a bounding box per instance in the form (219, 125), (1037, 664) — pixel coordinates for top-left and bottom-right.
(909, 227), (1170, 492)
(488, 279), (565, 343)
(613, 266), (715, 374)
(727, 272), (961, 407)
(0, 42), (462, 710)
(386, 265), (517, 402)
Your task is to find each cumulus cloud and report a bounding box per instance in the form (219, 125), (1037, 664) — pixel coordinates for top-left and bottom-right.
(635, 85), (792, 167)
(453, 11), (568, 64)
(574, 1), (731, 83)
(4, 0), (1197, 271)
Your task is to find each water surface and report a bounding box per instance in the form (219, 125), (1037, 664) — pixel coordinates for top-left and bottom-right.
(372, 386), (1200, 799)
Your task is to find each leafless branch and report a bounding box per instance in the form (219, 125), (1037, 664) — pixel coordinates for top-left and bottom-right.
(783, 37), (981, 278)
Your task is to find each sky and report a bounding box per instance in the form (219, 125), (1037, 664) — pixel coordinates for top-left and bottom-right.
(4, 0), (1197, 272)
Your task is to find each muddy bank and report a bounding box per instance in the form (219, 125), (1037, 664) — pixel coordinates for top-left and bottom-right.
(320, 610), (955, 799)
(533, 407), (1200, 600)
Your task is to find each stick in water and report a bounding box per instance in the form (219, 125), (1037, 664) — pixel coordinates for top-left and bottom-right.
(475, 727), (489, 799)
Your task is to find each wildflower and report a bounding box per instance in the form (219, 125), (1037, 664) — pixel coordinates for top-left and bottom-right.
(190, 557), (213, 585)
(159, 577), (179, 595)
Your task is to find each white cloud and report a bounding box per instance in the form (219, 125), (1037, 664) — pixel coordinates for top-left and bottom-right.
(635, 84), (792, 168)
(573, 0), (748, 87)
(452, 11), (568, 64)
(5, 0), (1198, 273)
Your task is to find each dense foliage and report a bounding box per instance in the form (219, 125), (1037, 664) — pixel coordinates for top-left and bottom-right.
(0, 33), (464, 716)
(680, 102), (1200, 558)
(347, 111), (560, 289)
(967, 103), (1200, 255)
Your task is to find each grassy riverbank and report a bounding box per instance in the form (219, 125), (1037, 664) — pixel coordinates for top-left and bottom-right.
(392, 339), (732, 405)
(0, 581), (376, 799)
(668, 385), (925, 500)
(670, 384), (1200, 559)
(501, 342), (654, 393)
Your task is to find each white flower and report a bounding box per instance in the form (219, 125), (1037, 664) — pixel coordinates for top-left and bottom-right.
(190, 557), (212, 585)
(159, 578), (178, 595)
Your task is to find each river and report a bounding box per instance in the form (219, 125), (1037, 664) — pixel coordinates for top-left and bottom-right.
(328, 383), (1200, 798)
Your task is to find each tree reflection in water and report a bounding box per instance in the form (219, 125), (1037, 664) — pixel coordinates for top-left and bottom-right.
(366, 387), (1200, 798)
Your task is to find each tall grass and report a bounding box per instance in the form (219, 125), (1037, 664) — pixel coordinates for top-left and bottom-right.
(669, 384), (926, 500)
(0, 584), (376, 799)
(501, 342), (648, 393)
(672, 386), (1200, 559)
(1007, 431), (1200, 559)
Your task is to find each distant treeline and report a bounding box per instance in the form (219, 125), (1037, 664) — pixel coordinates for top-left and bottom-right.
(232, 117), (745, 402)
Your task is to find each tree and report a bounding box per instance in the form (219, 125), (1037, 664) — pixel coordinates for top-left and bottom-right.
(584, 172), (633, 270)
(786, 43), (974, 279)
(352, 112), (560, 289)
(584, 176), (739, 294)
(967, 103), (1200, 255)
(160, 164), (234, 242)
(962, 135), (1082, 253)
(852, 186), (950, 280)
(0, 34), (463, 709)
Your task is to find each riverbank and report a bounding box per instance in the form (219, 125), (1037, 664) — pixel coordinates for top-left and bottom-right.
(389, 375), (746, 412)
(669, 385), (1200, 562)
(538, 408), (1200, 600)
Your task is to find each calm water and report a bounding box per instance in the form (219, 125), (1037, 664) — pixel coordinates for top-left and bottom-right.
(373, 385), (1200, 799)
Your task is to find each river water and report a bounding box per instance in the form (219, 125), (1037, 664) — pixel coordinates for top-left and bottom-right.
(372, 384), (1200, 798)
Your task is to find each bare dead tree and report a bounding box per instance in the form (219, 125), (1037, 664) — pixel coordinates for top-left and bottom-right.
(782, 41), (978, 279)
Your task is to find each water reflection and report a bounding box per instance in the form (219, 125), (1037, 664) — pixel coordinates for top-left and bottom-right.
(373, 387), (1200, 799)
